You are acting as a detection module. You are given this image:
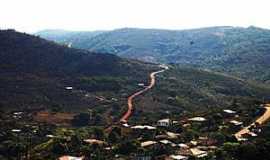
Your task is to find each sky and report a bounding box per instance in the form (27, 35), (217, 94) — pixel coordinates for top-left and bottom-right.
(0, 0), (269, 33)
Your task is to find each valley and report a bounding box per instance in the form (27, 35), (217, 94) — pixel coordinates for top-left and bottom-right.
(0, 28), (270, 160)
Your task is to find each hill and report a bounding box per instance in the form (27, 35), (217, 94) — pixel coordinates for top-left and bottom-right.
(0, 29), (157, 112)
(36, 29), (104, 48)
(1, 29), (270, 122)
(37, 26), (270, 83)
(129, 66), (270, 122)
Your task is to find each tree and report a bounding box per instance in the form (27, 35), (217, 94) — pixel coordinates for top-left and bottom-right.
(72, 113), (90, 126)
(92, 127), (104, 140)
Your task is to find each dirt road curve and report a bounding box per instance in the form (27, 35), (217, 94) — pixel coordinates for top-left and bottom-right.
(235, 104), (270, 140)
(120, 66), (168, 123)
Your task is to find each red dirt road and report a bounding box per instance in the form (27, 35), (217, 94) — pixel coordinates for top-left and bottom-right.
(120, 66), (168, 123)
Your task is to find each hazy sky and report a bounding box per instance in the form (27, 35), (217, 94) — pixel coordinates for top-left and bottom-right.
(1, 0), (269, 33)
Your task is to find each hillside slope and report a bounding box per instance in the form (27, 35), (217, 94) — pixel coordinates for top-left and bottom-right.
(37, 26), (270, 83)
(0, 29), (157, 111)
(130, 66), (270, 122)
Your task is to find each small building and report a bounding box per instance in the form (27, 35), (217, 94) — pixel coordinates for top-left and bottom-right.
(83, 139), (107, 146)
(178, 143), (189, 149)
(141, 141), (157, 148)
(160, 139), (173, 145)
(157, 119), (172, 127)
(169, 155), (188, 160)
(188, 117), (206, 122)
(190, 148), (208, 158)
(13, 112), (23, 115)
(131, 125), (156, 130)
(122, 123), (130, 127)
(138, 83), (145, 87)
(223, 109), (236, 114)
(230, 120), (243, 126)
(46, 134), (55, 138)
(11, 129), (21, 133)
(65, 86), (73, 90)
(190, 140), (198, 146)
(166, 132), (180, 139)
(59, 156), (84, 160)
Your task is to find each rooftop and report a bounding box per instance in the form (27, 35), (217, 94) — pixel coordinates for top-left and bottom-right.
(169, 155), (188, 160)
(223, 109), (236, 114)
(188, 117), (206, 122)
(131, 125), (156, 130)
(59, 156), (84, 160)
(84, 139), (107, 145)
(230, 120), (243, 126)
(190, 148), (208, 158)
(141, 141), (157, 147)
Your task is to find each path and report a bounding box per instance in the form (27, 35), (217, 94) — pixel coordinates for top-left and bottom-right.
(120, 65), (168, 123)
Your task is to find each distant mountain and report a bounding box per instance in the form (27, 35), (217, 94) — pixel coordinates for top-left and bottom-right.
(0, 29), (157, 111)
(36, 29), (104, 48)
(37, 26), (270, 83)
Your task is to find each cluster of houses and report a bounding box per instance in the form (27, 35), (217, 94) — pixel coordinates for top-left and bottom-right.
(56, 107), (266, 160)
(122, 117), (214, 160)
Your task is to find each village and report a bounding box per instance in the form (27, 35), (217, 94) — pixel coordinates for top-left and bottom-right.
(53, 104), (268, 160)
(1, 75), (269, 160)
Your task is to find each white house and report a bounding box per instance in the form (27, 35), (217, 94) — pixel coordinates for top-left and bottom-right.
(59, 156), (84, 160)
(188, 117), (206, 122)
(190, 148), (208, 158)
(169, 155), (188, 160)
(157, 118), (172, 127)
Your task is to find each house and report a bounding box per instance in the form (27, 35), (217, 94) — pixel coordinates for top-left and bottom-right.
(223, 109), (237, 117)
(190, 140), (198, 146)
(169, 155), (188, 160)
(141, 141), (158, 147)
(160, 139), (173, 145)
(230, 120), (243, 126)
(59, 156), (84, 160)
(13, 112), (23, 115)
(46, 134), (55, 138)
(122, 123), (130, 127)
(190, 148), (208, 158)
(188, 117), (206, 122)
(83, 139), (107, 146)
(11, 129), (21, 133)
(177, 143), (189, 149)
(138, 83), (145, 87)
(159, 64), (169, 70)
(157, 119), (172, 127)
(223, 109), (236, 114)
(131, 125), (156, 130)
(166, 132), (180, 139)
(65, 86), (73, 90)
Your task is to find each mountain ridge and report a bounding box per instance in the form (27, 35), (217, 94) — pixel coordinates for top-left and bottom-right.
(36, 26), (270, 83)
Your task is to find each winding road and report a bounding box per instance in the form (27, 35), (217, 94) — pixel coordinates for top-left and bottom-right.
(235, 104), (270, 140)
(120, 65), (168, 123)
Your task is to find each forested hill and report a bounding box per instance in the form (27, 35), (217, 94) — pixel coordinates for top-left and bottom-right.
(0, 29), (155, 76)
(0, 29), (157, 111)
(37, 26), (270, 83)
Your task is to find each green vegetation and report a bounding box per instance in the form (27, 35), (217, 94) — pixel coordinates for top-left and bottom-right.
(37, 26), (270, 83)
(0, 29), (270, 159)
